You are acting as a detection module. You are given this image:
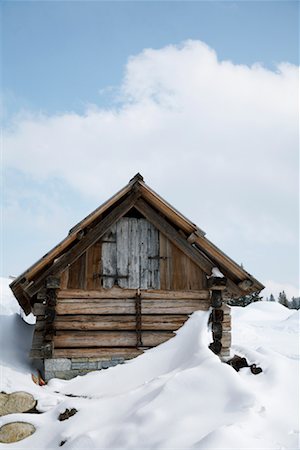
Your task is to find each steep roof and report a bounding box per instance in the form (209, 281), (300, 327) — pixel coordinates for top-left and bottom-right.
(10, 173), (264, 314)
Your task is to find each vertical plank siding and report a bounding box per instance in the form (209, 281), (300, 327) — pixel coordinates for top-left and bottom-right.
(159, 233), (206, 290)
(63, 217), (206, 292)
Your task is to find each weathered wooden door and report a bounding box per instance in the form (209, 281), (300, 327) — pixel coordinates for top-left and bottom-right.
(101, 217), (160, 289)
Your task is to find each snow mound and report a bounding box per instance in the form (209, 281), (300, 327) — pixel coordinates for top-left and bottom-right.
(0, 277), (299, 449)
(232, 300), (294, 322)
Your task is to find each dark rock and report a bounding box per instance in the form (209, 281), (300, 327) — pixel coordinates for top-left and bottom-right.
(250, 364), (263, 375)
(58, 408), (78, 421)
(227, 355), (249, 371)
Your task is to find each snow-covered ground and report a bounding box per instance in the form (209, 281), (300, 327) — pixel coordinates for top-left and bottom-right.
(0, 277), (299, 449)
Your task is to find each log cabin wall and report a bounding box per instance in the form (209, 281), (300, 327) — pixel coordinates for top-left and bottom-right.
(31, 215), (216, 380)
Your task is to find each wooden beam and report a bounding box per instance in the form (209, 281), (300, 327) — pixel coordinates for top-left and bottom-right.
(25, 191), (140, 298)
(53, 331), (175, 348)
(55, 298), (210, 315)
(57, 288), (209, 300)
(135, 198), (214, 274)
(37, 314), (189, 331)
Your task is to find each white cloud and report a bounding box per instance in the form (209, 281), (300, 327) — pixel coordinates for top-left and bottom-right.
(3, 40), (299, 285)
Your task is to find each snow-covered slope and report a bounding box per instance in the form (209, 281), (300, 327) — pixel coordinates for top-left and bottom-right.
(0, 277), (299, 449)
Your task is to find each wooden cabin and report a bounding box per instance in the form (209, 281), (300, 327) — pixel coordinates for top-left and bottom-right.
(10, 174), (264, 380)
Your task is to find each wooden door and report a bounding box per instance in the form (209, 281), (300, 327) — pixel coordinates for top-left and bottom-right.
(101, 217), (160, 289)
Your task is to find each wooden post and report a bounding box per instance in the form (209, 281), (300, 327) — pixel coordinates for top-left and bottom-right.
(208, 277), (231, 359)
(43, 277), (60, 358)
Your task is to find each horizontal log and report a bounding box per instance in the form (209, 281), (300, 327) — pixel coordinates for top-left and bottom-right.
(56, 298), (210, 315)
(53, 331), (175, 348)
(50, 314), (188, 331)
(53, 347), (144, 359)
(57, 288), (209, 300)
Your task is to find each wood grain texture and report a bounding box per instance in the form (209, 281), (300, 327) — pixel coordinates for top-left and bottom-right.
(86, 241), (102, 289)
(102, 225), (117, 289)
(54, 330), (175, 348)
(50, 314), (188, 331)
(68, 253), (86, 289)
(56, 298), (210, 315)
(57, 288), (209, 300)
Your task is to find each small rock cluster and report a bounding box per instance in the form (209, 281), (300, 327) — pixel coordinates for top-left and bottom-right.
(226, 355), (263, 374)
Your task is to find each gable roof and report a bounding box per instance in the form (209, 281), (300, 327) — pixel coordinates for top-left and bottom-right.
(10, 173), (264, 314)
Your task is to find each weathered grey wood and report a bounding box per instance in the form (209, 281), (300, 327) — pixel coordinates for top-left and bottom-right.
(33, 303), (46, 316)
(57, 288), (210, 300)
(148, 221), (160, 289)
(56, 298), (210, 315)
(101, 225), (117, 289)
(25, 190), (140, 297)
(31, 331), (44, 349)
(54, 330), (174, 348)
(116, 219), (129, 288)
(53, 347), (143, 359)
(139, 218), (148, 289)
(51, 314), (188, 331)
(46, 276), (60, 289)
(128, 218), (139, 288)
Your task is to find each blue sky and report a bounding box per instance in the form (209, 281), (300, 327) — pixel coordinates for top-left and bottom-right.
(2, 1), (299, 299)
(3, 1), (298, 118)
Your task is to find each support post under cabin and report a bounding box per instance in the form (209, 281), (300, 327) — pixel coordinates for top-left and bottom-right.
(208, 276), (231, 359)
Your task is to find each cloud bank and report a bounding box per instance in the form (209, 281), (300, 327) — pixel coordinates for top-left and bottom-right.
(3, 40), (299, 293)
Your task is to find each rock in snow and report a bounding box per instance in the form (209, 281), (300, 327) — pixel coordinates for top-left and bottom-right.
(0, 277), (299, 449)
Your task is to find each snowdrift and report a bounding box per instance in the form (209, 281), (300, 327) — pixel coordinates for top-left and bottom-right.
(0, 278), (299, 449)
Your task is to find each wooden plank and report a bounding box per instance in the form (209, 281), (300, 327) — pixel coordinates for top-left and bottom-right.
(135, 198), (214, 274)
(139, 218), (148, 289)
(148, 221), (160, 289)
(116, 219), (129, 288)
(51, 314), (188, 331)
(56, 298), (210, 315)
(60, 269), (69, 289)
(57, 288), (210, 300)
(102, 224), (117, 289)
(86, 241), (102, 290)
(53, 347), (143, 359)
(68, 253), (86, 289)
(160, 233), (172, 290)
(25, 190), (141, 297)
(128, 218), (139, 289)
(54, 331), (174, 348)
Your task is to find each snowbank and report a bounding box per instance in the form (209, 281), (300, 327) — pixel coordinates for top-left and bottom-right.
(0, 277), (299, 449)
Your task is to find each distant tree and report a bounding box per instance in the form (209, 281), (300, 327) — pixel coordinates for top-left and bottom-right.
(228, 291), (263, 307)
(291, 297), (300, 310)
(269, 293), (275, 302)
(278, 291), (289, 308)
